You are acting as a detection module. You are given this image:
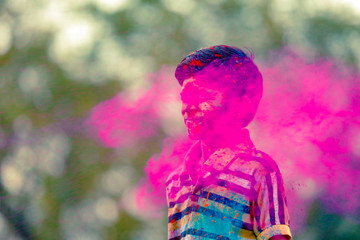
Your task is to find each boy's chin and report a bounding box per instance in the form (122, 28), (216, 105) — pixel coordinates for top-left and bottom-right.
(187, 127), (206, 140)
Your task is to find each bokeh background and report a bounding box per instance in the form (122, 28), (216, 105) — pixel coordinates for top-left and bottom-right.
(1, 0), (360, 239)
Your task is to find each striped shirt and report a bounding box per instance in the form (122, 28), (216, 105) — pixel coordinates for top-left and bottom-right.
(165, 137), (291, 240)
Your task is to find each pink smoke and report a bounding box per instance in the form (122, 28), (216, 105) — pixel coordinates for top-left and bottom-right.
(133, 137), (193, 217)
(86, 48), (360, 232)
(86, 66), (181, 148)
(250, 48), (360, 230)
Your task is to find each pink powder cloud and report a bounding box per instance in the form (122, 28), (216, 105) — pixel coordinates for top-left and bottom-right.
(87, 48), (360, 232)
(251, 48), (360, 230)
(86, 66), (181, 148)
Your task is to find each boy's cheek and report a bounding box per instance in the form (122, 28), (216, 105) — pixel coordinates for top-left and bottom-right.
(199, 102), (212, 111)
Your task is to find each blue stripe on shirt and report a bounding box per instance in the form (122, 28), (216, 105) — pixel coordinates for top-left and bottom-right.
(169, 228), (231, 240)
(265, 173), (276, 225)
(168, 205), (253, 231)
(198, 191), (250, 213)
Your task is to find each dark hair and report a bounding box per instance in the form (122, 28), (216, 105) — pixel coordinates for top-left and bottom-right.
(175, 45), (263, 101)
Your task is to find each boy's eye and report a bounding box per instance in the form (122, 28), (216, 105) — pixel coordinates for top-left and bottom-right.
(180, 82), (219, 103)
(181, 92), (215, 103)
(199, 91), (217, 101)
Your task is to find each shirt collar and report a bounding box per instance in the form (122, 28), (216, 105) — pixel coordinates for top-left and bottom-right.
(183, 128), (255, 178)
(202, 129), (255, 171)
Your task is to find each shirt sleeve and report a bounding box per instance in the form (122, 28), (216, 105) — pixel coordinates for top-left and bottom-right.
(252, 169), (292, 240)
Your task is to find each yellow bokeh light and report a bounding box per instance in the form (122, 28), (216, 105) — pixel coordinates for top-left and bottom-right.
(1, 162), (24, 195)
(95, 0), (130, 13)
(94, 197), (119, 224)
(0, 21), (12, 55)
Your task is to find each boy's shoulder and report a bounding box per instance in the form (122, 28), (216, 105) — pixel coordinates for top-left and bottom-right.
(228, 148), (281, 177)
(165, 140), (200, 185)
(165, 163), (184, 187)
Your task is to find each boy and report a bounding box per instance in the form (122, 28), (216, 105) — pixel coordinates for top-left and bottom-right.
(165, 45), (291, 240)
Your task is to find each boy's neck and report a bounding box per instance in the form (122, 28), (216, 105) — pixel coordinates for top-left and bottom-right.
(200, 128), (253, 163)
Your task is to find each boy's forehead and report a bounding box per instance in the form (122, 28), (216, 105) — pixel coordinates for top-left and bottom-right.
(180, 78), (198, 95)
(180, 77), (226, 104)
(181, 77), (218, 93)
(181, 77), (199, 88)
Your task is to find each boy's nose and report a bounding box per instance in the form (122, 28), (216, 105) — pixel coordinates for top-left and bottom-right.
(182, 104), (198, 117)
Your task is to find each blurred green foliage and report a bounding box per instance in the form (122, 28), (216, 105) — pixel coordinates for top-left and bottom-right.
(0, 0), (359, 239)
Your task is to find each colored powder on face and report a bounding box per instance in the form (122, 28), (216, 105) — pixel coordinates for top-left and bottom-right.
(86, 48), (360, 231)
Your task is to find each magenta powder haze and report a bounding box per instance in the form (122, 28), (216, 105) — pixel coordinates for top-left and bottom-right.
(87, 48), (360, 230)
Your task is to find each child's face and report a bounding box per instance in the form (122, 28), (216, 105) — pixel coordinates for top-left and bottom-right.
(180, 77), (225, 140)
(180, 77), (256, 140)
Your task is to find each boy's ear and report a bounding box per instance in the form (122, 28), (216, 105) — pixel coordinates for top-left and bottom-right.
(239, 94), (253, 105)
(239, 94), (259, 117)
